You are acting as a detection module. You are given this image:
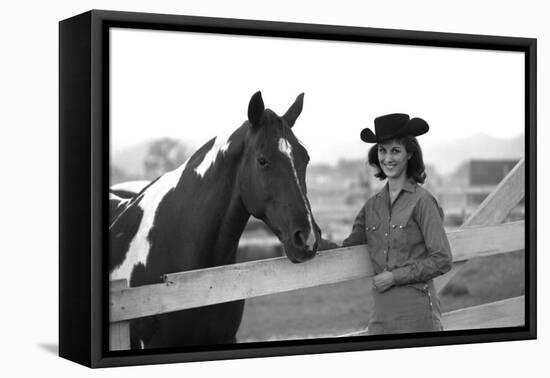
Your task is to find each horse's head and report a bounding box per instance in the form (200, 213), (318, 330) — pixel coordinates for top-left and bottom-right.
(238, 91), (321, 263)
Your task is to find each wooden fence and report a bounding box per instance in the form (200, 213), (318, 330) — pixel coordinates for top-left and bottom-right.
(109, 159), (525, 350)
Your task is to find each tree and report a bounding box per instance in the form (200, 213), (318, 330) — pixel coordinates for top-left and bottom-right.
(110, 165), (131, 185)
(143, 138), (190, 180)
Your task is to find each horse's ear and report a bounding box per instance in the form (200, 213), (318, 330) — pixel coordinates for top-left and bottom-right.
(282, 93), (304, 128)
(248, 91), (265, 127)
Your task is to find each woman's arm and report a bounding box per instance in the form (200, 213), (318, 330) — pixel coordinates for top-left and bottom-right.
(341, 204), (367, 247)
(391, 195), (453, 285)
(318, 204), (368, 251)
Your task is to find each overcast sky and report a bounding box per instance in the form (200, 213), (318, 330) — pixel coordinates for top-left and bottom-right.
(111, 28), (524, 167)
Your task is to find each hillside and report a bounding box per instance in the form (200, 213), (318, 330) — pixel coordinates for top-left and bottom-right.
(424, 133), (524, 174)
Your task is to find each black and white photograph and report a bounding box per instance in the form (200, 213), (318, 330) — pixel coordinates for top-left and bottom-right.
(106, 21), (528, 353)
(4, 0), (549, 375)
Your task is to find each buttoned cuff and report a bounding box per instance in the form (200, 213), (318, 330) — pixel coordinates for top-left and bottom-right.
(391, 266), (411, 285)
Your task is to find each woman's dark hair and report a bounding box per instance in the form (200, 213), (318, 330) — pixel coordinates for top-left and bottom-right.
(367, 136), (427, 184)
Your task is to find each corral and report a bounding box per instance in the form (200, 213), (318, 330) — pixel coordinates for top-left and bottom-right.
(110, 159), (525, 350)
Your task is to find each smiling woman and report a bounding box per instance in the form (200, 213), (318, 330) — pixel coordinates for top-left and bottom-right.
(321, 113), (453, 334)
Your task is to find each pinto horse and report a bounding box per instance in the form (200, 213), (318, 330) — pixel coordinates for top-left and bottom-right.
(109, 91), (321, 349)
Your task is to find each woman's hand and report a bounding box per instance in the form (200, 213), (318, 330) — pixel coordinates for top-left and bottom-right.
(318, 238), (340, 251)
(372, 271), (394, 292)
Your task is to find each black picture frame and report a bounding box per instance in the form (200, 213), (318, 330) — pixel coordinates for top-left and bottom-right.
(59, 9), (537, 368)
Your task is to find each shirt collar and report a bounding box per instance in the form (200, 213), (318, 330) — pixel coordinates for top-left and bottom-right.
(403, 179), (417, 193)
(376, 179), (417, 199)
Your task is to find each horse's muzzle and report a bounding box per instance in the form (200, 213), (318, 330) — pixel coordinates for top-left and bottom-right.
(285, 228), (319, 263)
(292, 229), (317, 250)
(286, 248), (316, 263)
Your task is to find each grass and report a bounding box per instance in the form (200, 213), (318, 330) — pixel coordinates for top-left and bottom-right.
(439, 250), (525, 311)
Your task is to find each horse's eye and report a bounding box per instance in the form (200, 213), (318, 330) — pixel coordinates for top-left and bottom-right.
(257, 156), (269, 167)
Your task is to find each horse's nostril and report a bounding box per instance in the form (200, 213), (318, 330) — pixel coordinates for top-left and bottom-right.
(293, 230), (307, 248)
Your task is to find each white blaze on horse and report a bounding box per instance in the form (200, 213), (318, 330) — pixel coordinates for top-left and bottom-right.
(109, 91), (321, 349)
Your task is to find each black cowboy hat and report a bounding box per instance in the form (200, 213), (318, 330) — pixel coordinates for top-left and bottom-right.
(360, 113), (429, 143)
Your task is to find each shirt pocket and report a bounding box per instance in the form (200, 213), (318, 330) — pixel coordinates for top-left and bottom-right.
(391, 216), (420, 265)
(365, 221), (385, 269)
(390, 220), (409, 251)
(365, 222), (382, 246)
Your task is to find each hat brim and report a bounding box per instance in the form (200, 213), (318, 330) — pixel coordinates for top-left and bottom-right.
(360, 128), (377, 143)
(360, 117), (429, 143)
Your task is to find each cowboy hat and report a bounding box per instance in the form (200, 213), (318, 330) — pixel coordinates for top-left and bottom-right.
(360, 113), (429, 143)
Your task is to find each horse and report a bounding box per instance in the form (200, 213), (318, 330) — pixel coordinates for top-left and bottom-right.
(109, 91), (321, 349)
(109, 181), (149, 220)
(110, 180), (149, 199)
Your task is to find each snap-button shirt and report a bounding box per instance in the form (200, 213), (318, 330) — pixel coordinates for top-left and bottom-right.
(342, 180), (452, 285)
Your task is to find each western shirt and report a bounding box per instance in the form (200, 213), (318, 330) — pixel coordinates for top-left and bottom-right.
(342, 180), (452, 285)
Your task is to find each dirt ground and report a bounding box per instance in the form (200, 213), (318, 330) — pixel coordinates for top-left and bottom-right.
(236, 250), (524, 342)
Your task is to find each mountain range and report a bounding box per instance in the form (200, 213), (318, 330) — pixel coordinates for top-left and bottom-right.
(111, 133), (524, 178)
(423, 133), (524, 174)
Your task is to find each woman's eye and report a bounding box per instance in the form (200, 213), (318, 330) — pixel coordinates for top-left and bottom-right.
(257, 157), (269, 167)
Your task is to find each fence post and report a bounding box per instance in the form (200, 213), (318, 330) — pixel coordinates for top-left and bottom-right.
(109, 279), (130, 351)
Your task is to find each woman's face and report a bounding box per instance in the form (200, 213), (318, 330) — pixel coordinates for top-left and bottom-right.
(377, 139), (412, 180)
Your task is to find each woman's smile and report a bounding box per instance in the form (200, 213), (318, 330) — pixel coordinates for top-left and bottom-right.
(382, 163), (396, 172)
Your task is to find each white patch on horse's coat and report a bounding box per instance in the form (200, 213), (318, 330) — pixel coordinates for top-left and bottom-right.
(111, 180), (149, 194)
(109, 192), (129, 204)
(278, 138), (316, 249)
(140, 339), (145, 349)
(194, 134), (231, 178)
(109, 160), (189, 283)
(109, 193), (130, 225)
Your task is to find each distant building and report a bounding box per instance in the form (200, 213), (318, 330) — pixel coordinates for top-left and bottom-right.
(438, 159), (523, 225)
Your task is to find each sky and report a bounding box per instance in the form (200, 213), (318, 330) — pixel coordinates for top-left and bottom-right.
(110, 28), (525, 168)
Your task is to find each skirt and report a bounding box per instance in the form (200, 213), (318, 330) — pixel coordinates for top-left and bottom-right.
(368, 280), (443, 335)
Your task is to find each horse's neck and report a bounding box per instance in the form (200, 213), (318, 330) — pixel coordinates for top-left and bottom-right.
(167, 139), (249, 267)
(194, 170), (250, 243)
(210, 186), (250, 260)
